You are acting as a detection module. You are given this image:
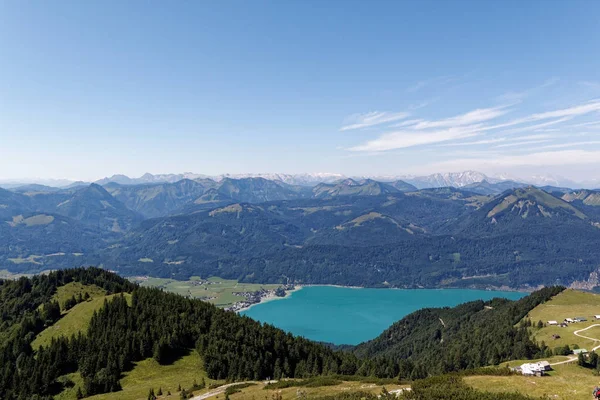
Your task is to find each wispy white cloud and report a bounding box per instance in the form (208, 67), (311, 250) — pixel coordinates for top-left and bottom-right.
(347, 126), (480, 152)
(494, 139), (551, 148)
(539, 141), (600, 150)
(568, 120), (600, 128)
(535, 128), (560, 133)
(464, 101), (600, 134)
(408, 98), (439, 111)
(412, 105), (510, 130)
(498, 77), (559, 102)
(526, 100), (600, 121)
(579, 81), (600, 90)
(390, 119), (423, 128)
(406, 76), (456, 93)
(348, 100), (600, 153)
(340, 111), (410, 131)
(431, 150), (600, 170)
(486, 117), (572, 135)
(441, 137), (507, 146)
(513, 134), (553, 141)
(440, 134), (551, 147)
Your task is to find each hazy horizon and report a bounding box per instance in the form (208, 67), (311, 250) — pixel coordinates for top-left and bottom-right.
(2, 169), (600, 190)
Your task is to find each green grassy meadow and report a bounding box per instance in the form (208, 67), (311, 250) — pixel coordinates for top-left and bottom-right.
(465, 289), (600, 400)
(55, 351), (215, 400)
(466, 363), (600, 400)
(32, 291), (132, 349)
(525, 289), (600, 350)
(229, 381), (408, 400)
(131, 276), (280, 307)
(52, 281), (107, 309)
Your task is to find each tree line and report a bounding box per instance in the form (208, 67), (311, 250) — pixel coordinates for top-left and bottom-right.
(0, 268), (564, 399)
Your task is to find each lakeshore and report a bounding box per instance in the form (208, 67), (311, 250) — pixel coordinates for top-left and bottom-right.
(241, 285), (526, 345)
(232, 283), (528, 313)
(226, 284), (300, 312)
(230, 284), (371, 313)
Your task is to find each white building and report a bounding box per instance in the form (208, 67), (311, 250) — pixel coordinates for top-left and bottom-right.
(537, 361), (551, 371)
(519, 362), (548, 376)
(547, 320), (558, 325)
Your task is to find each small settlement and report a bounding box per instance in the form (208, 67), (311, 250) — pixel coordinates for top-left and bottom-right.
(511, 313), (600, 376)
(548, 316), (590, 327)
(225, 285), (295, 312)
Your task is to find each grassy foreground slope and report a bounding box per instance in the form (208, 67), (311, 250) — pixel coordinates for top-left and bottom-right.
(466, 363), (599, 400)
(51, 281), (107, 307)
(2, 267), (395, 399)
(0, 268), (569, 400)
(32, 292), (131, 349)
(464, 289), (600, 400)
(525, 289), (600, 349)
(56, 351), (213, 400)
(32, 281), (127, 349)
(227, 380), (409, 400)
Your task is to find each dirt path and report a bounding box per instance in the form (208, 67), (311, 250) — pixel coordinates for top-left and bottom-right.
(550, 324), (600, 365)
(190, 381), (279, 400)
(190, 382), (257, 400)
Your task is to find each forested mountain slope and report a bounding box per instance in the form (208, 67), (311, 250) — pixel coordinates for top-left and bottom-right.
(101, 188), (600, 288)
(2, 181), (600, 290)
(0, 187), (31, 219)
(354, 286), (564, 374)
(51, 184), (142, 232)
(216, 177), (308, 202)
(461, 180), (527, 195)
(0, 268), (564, 399)
(312, 179), (401, 199)
(104, 179), (209, 218)
(2, 184), (142, 232)
(0, 213), (111, 262)
(0, 268), (382, 399)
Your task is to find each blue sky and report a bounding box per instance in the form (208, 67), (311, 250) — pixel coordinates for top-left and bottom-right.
(1, 1), (600, 182)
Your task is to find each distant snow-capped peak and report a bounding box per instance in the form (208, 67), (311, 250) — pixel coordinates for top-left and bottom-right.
(87, 171), (600, 190)
(213, 172), (345, 186)
(401, 171), (498, 189)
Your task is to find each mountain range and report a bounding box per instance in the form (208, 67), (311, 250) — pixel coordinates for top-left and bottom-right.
(2, 175), (600, 290)
(4, 170), (600, 190)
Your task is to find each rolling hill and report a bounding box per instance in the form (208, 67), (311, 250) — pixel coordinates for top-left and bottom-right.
(562, 189), (600, 206)
(104, 179), (210, 218)
(462, 180), (527, 195)
(0, 212), (110, 273)
(215, 177), (307, 203)
(312, 179), (400, 199)
(0, 267), (567, 400)
(388, 180), (418, 192)
(0, 187), (31, 219)
(354, 286), (563, 372)
(51, 184), (142, 232)
(451, 187), (591, 235)
(0, 268), (393, 399)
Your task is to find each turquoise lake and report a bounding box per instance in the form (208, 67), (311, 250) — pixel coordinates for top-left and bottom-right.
(241, 286), (525, 345)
